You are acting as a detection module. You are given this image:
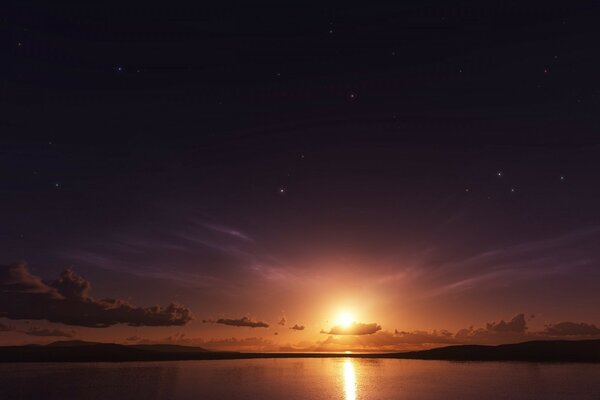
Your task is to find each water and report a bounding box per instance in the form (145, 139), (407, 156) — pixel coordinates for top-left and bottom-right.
(1, 358), (600, 399)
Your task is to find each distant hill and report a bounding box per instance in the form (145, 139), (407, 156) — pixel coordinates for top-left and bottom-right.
(0, 340), (599, 363)
(0, 341), (212, 362)
(46, 340), (101, 347)
(389, 339), (600, 362)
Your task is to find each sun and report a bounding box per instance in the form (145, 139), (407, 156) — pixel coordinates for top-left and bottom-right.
(336, 311), (355, 328)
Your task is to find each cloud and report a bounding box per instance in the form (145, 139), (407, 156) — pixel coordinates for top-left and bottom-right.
(394, 329), (456, 344)
(314, 329), (456, 352)
(316, 331), (442, 352)
(290, 324), (305, 331)
(278, 316), (287, 326)
(321, 322), (382, 335)
(542, 322), (600, 336)
(125, 336), (142, 342)
(0, 262), (193, 327)
(486, 313), (527, 333)
(137, 334), (278, 351)
(203, 316), (269, 328)
(454, 314), (530, 344)
(423, 227), (600, 299)
(323, 314), (530, 350)
(24, 327), (74, 338)
(0, 322), (15, 332)
(201, 223), (254, 242)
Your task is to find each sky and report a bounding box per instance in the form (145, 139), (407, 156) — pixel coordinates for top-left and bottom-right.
(2, 3), (600, 351)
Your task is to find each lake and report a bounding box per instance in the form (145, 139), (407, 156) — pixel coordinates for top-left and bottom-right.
(1, 358), (600, 399)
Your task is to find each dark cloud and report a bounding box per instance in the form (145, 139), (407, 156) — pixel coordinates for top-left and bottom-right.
(394, 329), (456, 344)
(203, 316), (269, 328)
(486, 314), (527, 333)
(138, 334), (277, 351)
(278, 316), (287, 326)
(24, 327), (74, 338)
(542, 322), (600, 336)
(321, 322), (382, 335)
(290, 324), (305, 331)
(0, 263), (193, 327)
(0, 262), (54, 294)
(454, 314), (529, 344)
(0, 322), (15, 332)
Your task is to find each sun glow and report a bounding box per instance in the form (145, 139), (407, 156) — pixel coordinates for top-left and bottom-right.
(337, 311), (355, 327)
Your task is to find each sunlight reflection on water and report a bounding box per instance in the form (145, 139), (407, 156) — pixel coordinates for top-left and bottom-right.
(343, 359), (356, 400)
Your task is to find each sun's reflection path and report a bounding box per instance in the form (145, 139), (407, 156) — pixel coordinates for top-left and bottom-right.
(343, 358), (357, 400)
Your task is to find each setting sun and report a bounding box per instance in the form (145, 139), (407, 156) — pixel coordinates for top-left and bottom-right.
(337, 312), (355, 328)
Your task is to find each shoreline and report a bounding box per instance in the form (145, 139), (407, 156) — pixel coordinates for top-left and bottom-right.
(1, 339), (599, 363)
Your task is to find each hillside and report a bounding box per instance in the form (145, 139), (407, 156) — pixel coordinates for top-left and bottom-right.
(1, 340), (599, 363)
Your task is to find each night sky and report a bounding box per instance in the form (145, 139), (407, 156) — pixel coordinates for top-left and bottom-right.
(2, 3), (600, 350)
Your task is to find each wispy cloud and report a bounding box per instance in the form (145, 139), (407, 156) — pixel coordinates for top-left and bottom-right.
(200, 222), (254, 242)
(418, 226), (600, 298)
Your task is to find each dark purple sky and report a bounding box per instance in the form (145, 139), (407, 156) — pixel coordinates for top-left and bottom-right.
(2, 3), (600, 349)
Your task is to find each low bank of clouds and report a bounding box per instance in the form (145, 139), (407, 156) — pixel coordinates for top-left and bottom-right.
(315, 314), (600, 351)
(542, 321), (600, 336)
(0, 263), (193, 328)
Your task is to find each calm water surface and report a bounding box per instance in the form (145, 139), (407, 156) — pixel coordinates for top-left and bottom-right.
(1, 358), (600, 399)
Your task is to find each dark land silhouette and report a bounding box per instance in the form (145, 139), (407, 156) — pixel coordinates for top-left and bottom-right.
(1, 339), (599, 363)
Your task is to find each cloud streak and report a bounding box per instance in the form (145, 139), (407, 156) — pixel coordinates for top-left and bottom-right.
(421, 227), (600, 299)
(321, 322), (382, 335)
(24, 327), (74, 338)
(203, 316), (269, 328)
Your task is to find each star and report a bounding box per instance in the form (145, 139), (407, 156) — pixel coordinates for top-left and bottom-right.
(510, 187), (516, 193)
(279, 187), (286, 194)
(54, 183), (61, 189)
(560, 175), (566, 181)
(496, 171), (503, 178)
